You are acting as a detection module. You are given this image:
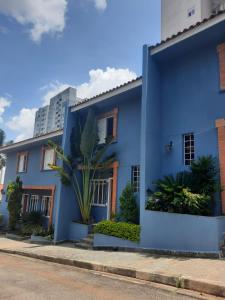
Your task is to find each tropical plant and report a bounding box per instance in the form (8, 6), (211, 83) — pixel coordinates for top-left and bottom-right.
(7, 177), (23, 230)
(119, 182), (139, 224)
(190, 155), (219, 196)
(49, 109), (116, 224)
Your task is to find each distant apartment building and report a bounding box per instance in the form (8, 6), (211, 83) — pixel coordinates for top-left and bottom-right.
(161, 0), (225, 40)
(34, 87), (77, 137)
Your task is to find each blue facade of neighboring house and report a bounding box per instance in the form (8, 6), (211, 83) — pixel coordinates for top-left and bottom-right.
(2, 12), (225, 254)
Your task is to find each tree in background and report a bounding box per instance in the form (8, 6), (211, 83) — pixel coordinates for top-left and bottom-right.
(7, 177), (23, 230)
(119, 182), (139, 224)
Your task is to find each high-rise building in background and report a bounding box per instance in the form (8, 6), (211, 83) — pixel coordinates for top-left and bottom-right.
(161, 0), (225, 40)
(33, 87), (77, 137)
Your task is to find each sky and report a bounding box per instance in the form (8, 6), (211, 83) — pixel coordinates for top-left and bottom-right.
(0, 0), (161, 142)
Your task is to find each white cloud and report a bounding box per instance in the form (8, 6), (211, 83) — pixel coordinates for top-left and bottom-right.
(77, 67), (137, 98)
(93, 0), (107, 11)
(6, 67), (137, 142)
(41, 67), (137, 105)
(0, 97), (11, 123)
(0, 0), (68, 43)
(6, 108), (37, 142)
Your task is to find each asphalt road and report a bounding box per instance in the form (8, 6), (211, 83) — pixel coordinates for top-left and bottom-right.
(0, 253), (218, 300)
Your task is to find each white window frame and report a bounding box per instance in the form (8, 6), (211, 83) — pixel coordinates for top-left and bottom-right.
(131, 165), (140, 193)
(17, 152), (28, 173)
(183, 133), (195, 166)
(40, 196), (51, 217)
(42, 148), (55, 170)
(28, 195), (39, 212)
(91, 179), (109, 207)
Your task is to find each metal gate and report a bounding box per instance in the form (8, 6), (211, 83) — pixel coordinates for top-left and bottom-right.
(91, 178), (113, 220)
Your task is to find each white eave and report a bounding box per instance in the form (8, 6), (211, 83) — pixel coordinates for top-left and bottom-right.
(0, 130), (63, 152)
(151, 12), (225, 55)
(71, 78), (142, 112)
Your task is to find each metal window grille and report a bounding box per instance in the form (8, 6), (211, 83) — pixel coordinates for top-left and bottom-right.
(40, 196), (51, 217)
(184, 133), (195, 166)
(28, 195), (39, 212)
(91, 179), (110, 207)
(131, 165), (140, 192)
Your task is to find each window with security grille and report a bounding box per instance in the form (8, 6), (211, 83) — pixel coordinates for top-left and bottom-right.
(183, 133), (195, 166)
(131, 165), (140, 192)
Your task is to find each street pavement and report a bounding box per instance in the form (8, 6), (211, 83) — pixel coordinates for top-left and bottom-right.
(0, 253), (217, 300)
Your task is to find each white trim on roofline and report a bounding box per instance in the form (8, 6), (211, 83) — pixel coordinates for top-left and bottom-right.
(151, 13), (225, 55)
(0, 130), (63, 152)
(71, 78), (142, 112)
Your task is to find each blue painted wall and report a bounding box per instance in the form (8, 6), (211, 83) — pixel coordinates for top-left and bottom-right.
(0, 135), (62, 226)
(72, 86), (142, 222)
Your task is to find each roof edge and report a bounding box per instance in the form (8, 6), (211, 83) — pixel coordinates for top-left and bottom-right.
(71, 76), (142, 112)
(0, 130), (63, 152)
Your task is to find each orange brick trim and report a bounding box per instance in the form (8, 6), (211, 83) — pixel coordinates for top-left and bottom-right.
(217, 43), (225, 90)
(215, 119), (225, 214)
(22, 185), (56, 229)
(111, 161), (119, 215)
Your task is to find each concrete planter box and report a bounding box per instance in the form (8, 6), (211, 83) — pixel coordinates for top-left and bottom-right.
(5, 233), (27, 241)
(69, 222), (91, 242)
(30, 235), (52, 244)
(94, 233), (140, 249)
(141, 210), (225, 254)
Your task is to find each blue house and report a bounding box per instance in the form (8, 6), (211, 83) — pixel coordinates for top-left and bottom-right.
(2, 11), (225, 254)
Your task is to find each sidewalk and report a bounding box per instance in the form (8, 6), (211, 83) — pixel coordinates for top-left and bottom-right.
(0, 237), (224, 298)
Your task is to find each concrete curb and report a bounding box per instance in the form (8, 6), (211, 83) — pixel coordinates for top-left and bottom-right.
(0, 248), (224, 298)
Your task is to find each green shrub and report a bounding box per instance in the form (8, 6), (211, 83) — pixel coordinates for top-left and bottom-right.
(94, 220), (140, 242)
(21, 211), (42, 225)
(21, 224), (45, 236)
(146, 186), (211, 216)
(190, 155), (219, 196)
(7, 177), (23, 230)
(119, 182), (139, 224)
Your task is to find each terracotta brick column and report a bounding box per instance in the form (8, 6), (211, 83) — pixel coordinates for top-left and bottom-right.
(217, 43), (225, 90)
(216, 119), (225, 214)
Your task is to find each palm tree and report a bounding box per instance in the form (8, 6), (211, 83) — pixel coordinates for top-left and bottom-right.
(49, 109), (116, 224)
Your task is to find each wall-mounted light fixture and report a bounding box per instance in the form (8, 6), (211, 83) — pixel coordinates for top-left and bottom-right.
(165, 141), (173, 152)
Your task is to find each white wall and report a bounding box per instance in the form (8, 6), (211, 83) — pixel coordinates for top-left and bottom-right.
(161, 0), (212, 40)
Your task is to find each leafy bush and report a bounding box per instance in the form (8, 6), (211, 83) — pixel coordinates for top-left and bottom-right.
(190, 155), (219, 195)
(7, 177), (23, 230)
(146, 156), (219, 216)
(21, 211), (42, 225)
(119, 182), (139, 224)
(146, 188), (211, 215)
(21, 224), (45, 236)
(94, 220), (140, 242)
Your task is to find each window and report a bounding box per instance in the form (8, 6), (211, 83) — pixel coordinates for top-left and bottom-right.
(40, 196), (51, 217)
(42, 148), (55, 170)
(97, 108), (118, 144)
(28, 195), (39, 212)
(131, 165), (140, 192)
(17, 152), (28, 173)
(183, 133), (195, 166)
(21, 194), (51, 217)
